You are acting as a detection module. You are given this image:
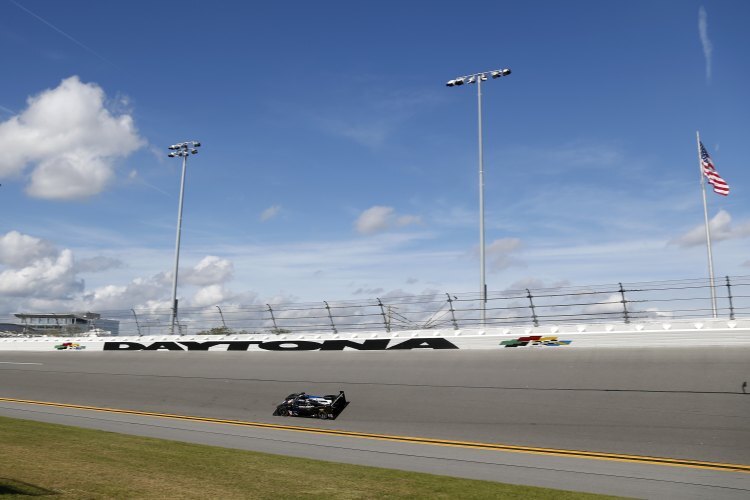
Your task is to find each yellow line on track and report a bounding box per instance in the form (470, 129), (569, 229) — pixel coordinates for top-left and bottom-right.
(2, 396), (748, 473)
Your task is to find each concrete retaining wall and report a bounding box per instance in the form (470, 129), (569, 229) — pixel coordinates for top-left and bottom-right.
(2, 318), (748, 351)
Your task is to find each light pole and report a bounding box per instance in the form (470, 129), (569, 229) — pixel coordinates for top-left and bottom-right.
(447, 68), (511, 326)
(167, 140), (201, 334)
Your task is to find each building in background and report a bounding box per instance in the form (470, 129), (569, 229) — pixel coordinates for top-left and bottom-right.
(0, 323), (26, 336)
(14, 312), (120, 336)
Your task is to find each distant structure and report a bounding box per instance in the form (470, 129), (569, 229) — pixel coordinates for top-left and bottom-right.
(14, 312), (120, 336)
(0, 323), (25, 336)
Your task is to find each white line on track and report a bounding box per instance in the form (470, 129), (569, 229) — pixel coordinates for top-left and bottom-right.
(0, 362), (43, 365)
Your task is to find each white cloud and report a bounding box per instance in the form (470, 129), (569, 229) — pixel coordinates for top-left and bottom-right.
(0, 231), (84, 299)
(670, 210), (750, 247)
(356, 206), (392, 234)
(0, 231), (132, 304)
(77, 257), (235, 311)
(396, 214), (421, 226)
(0, 76), (144, 199)
(355, 206), (422, 234)
(582, 293), (623, 314)
(260, 205), (281, 222)
(83, 278), (168, 311)
(191, 284), (230, 308)
(0, 231), (160, 316)
(0, 248), (82, 298)
(698, 6), (713, 83)
(181, 256), (234, 286)
(484, 238), (524, 272)
(0, 229), (240, 313)
(0, 231), (56, 267)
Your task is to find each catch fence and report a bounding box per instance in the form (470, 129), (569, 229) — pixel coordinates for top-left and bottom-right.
(6, 275), (750, 337)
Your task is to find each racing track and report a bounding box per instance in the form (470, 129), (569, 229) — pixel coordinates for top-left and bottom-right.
(1, 347), (749, 498)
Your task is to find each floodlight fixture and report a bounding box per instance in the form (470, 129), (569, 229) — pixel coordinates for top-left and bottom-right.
(491, 68), (512, 78)
(166, 140), (201, 157)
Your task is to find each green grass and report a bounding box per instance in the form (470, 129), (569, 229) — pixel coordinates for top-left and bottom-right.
(0, 415), (623, 499)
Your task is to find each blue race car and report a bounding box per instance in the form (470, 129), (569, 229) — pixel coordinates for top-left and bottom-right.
(273, 391), (347, 420)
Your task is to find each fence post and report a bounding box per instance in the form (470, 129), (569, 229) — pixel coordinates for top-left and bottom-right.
(725, 276), (735, 320)
(526, 289), (539, 327)
(216, 305), (227, 328)
(619, 283), (630, 324)
(446, 293), (459, 330)
(324, 301), (338, 334)
(377, 298), (390, 332)
(266, 304), (279, 333)
(131, 309), (142, 337)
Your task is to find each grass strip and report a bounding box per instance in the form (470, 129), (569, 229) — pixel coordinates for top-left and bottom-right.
(0, 415), (623, 499)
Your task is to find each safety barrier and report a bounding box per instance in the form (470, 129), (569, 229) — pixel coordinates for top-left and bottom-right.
(2, 318), (748, 351)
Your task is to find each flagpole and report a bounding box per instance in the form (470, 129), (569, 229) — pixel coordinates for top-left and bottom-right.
(696, 130), (718, 318)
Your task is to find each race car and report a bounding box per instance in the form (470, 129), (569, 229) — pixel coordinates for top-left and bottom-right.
(273, 391), (347, 420)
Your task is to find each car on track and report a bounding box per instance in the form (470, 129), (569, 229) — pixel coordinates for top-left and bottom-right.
(273, 391), (347, 420)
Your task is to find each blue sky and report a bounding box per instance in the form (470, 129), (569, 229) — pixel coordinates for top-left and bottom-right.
(0, 0), (748, 318)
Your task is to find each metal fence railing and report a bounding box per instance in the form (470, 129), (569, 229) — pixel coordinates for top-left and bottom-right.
(4, 275), (749, 337)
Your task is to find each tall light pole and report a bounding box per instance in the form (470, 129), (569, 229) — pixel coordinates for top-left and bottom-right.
(447, 68), (511, 325)
(167, 140), (201, 334)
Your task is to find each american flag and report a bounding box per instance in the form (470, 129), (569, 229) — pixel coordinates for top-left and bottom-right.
(699, 142), (729, 196)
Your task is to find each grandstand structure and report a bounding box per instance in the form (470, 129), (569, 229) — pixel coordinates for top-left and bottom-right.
(12, 312), (120, 336)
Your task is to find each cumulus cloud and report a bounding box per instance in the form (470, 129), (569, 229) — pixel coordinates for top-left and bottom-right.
(0, 231), (57, 267)
(484, 238), (524, 272)
(0, 229), (242, 313)
(355, 206), (421, 234)
(0, 231), (134, 302)
(72, 257), (237, 311)
(582, 293), (624, 314)
(181, 256), (234, 286)
(260, 205), (281, 222)
(356, 206), (392, 234)
(191, 284), (231, 308)
(83, 277), (169, 311)
(0, 248), (82, 298)
(670, 210), (750, 248)
(698, 6), (713, 83)
(0, 76), (144, 199)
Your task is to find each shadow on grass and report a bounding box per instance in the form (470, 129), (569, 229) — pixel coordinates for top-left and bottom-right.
(0, 478), (57, 496)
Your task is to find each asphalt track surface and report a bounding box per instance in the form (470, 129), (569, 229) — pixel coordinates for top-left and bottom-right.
(1, 347), (749, 498)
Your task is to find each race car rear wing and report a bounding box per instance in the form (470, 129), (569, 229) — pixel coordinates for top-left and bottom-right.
(331, 391), (347, 409)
